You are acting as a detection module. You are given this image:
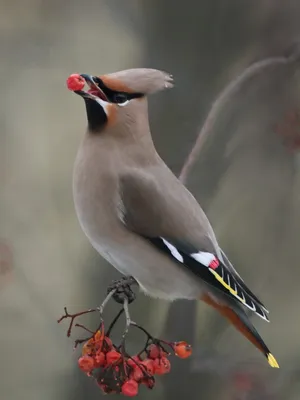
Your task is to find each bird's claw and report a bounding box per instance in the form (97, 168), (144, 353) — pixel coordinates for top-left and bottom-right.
(107, 276), (137, 304)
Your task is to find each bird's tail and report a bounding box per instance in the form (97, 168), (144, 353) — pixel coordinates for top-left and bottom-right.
(202, 294), (279, 368)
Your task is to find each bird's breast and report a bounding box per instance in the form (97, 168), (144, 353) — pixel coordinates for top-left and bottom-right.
(72, 141), (121, 248)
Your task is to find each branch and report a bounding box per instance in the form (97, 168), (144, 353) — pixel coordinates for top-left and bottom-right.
(57, 306), (96, 337)
(179, 47), (300, 183)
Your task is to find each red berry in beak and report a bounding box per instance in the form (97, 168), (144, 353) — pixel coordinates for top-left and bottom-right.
(66, 74), (85, 91)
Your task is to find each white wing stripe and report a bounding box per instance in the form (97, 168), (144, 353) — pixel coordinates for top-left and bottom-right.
(191, 251), (216, 266)
(162, 239), (184, 263)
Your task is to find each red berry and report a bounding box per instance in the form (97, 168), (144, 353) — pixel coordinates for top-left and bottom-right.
(66, 74), (85, 91)
(153, 357), (171, 375)
(127, 359), (136, 368)
(94, 351), (106, 367)
(106, 350), (121, 365)
(142, 377), (155, 389)
(140, 359), (155, 375)
(148, 344), (161, 359)
(130, 366), (144, 381)
(122, 379), (139, 397)
(127, 356), (141, 368)
(173, 341), (192, 359)
(78, 355), (95, 373)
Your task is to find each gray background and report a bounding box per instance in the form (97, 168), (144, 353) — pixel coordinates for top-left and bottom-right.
(1, 1), (300, 399)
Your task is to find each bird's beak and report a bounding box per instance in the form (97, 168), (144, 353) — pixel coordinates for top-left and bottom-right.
(74, 74), (109, 103)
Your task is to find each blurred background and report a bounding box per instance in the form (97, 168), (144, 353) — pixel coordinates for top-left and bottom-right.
(1, 0), (300, 399)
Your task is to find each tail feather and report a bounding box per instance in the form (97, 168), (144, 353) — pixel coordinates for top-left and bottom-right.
(202, 294), (279, 368)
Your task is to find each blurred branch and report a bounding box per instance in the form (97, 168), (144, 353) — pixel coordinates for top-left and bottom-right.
(179, 46), (300, 183)
(106, 0), (143, 35)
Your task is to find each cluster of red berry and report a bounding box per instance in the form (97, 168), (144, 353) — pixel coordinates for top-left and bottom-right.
(77, 330), (192, 397)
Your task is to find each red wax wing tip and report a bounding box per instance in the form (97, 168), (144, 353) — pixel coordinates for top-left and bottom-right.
(66, 74), (85, 91)
(209, 259), (219, 270)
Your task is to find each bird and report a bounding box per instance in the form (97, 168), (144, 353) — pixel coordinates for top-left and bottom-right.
(68, 68), (279, 368)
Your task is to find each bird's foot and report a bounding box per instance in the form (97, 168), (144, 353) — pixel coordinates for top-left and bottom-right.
(107, 276), (137, 304)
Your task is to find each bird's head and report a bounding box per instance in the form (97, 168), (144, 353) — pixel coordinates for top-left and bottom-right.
(69, 68), (174, 133)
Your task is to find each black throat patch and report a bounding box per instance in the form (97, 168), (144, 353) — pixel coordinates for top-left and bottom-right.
(84, 98), (107, 133)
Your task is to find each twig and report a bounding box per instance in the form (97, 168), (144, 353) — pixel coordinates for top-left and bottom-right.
(74, 290), (118, 346)
(179, 49), (300, 184)
(57, 290), (116, 342)
(57, 306), (96, 337)
(74, 324), (95, 334)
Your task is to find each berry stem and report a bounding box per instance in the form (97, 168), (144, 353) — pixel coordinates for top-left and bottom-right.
(156, 339), (173, 351)
(74, 323), (95, 334)
(130, 321), (170, 355)
(130, 321), (153, 340)
(74, 336), (93, 349)
(106, 308), (124, 337)
(74, 321), (105, 350)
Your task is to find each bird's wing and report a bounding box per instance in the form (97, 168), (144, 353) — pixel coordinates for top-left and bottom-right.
(148, 237), (269, 321)
(119, 169), (269, 322)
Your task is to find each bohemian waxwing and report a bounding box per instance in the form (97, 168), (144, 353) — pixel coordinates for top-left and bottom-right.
(70, 69), (278, 368)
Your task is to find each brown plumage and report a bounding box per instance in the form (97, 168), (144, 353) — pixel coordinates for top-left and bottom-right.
(69, 68), (279, 368)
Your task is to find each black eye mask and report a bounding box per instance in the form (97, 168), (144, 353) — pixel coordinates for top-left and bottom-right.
(92, 77), (144, 104)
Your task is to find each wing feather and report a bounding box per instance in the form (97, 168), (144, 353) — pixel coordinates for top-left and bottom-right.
(148, 237), (269, 322)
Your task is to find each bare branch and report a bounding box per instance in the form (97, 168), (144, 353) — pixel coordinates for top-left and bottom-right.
(179, 48), (300, 183)
(57, 306), (96, 337)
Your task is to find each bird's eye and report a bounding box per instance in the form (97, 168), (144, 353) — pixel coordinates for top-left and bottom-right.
(113, 93), (129, 106)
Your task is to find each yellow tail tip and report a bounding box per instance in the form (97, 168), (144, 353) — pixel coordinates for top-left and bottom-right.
(267, 353), (279, 368)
